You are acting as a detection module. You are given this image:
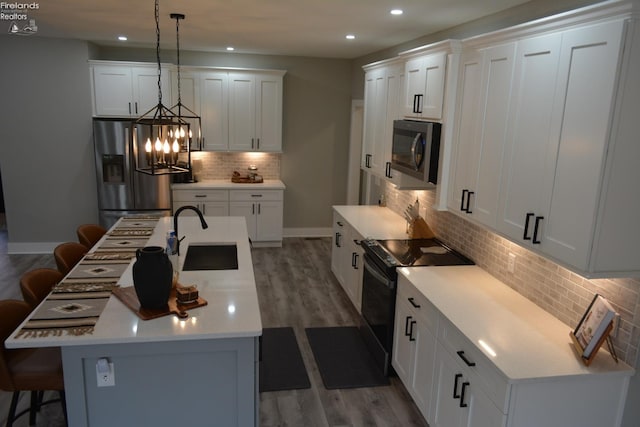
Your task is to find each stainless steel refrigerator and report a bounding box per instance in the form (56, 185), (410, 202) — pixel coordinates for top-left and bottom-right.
(93, 118), (171, 228)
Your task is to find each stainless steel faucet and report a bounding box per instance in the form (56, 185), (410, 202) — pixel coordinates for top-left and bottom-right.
(173, 205), (209, 255)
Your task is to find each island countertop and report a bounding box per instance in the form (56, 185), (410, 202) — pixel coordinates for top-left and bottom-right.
(6, 216), (262, 348)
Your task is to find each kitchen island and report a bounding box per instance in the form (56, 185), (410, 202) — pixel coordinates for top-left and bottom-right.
(6, 216), (261, 427)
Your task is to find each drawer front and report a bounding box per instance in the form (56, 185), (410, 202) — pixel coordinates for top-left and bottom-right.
(230, 190), (283, 201)
(397, 277), (438, 334)
(173, 189), (229, 202)
(438, 318), (509, 413)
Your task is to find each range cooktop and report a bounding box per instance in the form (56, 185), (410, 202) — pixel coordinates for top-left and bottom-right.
(363, 238), (474, 268)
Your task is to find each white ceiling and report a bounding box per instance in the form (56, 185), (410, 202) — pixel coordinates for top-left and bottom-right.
(9, 0), (532, 58)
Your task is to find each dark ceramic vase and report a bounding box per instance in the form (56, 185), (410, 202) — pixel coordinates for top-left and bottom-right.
(132, 246), (173, 310)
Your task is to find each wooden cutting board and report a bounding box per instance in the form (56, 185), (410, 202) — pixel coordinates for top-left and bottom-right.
(113, 286), (207, 320)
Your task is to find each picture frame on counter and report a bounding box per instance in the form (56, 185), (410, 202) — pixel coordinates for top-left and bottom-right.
(570, 294), (618, 366)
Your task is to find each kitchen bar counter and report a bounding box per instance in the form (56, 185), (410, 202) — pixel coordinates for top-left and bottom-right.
(6, 216), (261, 427)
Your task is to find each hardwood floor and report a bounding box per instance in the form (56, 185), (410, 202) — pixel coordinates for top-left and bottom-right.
(0, 235), (428, 427)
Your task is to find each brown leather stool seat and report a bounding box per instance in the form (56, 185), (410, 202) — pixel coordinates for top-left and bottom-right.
(0, 300), (67, 426)
(20, 268), (64, 309)
(76, 224), (107, 250)
(53, 242), (87, 276)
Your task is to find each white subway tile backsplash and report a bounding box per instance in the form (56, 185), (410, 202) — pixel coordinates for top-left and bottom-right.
(383, 181), (640, 366)
(190, 152), (281, 181)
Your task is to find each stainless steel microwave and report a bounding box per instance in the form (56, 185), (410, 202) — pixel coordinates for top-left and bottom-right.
(390, 119), (441, 183)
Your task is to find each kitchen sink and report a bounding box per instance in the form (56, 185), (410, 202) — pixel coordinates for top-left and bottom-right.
(182, 243), (238, 271)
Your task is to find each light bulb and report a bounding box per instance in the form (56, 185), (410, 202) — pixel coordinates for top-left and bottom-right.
(172, 139), (180, 153)
(179, 127), (186, 138)
(189, 128), (193, 138)
(155, 137), (162, 152)
(145, 138), (152, 152)
(163, 139), (170, 154)
(169, 128), (173, 138)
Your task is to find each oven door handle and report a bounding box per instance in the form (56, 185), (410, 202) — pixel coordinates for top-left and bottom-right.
(363, 256), (395, 289)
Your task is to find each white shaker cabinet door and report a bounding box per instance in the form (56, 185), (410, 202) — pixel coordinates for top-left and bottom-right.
(92, 66), (133, 116)
(228, 73), (256, 151)
(361, 68), (386, 176)
(201, 72), (229, 151)
(497, 33), (562, 243)
(540, 20), (625, 270)
(254, 75), (283, 152)
(448, 51), (483, 217)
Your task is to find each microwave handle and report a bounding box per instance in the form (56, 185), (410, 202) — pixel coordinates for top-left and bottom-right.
(410, 133), (423, 171)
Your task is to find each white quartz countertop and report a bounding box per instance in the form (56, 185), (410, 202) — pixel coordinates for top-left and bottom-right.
(172, 179), (285, 190)
(398, 266), (633, 382)
(6, 216), (262, 348)
(333, 205), (408, 239)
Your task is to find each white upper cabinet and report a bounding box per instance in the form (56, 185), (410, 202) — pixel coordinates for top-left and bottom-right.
(497, 20), (627, 273)
(91, 62), (285, 153)
(448, 43), (515, 229)
(91, 62), (170, 117)
(228, 71), (284, 152)
(361, 66), (387, 177)
(403, 52), (447, 120)
(200, 72), (229, 151)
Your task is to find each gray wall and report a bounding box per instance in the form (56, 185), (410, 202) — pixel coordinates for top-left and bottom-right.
(94, 47), (354, 231)
(0, 36), (97, 251)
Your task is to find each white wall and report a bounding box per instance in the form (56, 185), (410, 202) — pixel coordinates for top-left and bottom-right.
(0, 36), (98, 252)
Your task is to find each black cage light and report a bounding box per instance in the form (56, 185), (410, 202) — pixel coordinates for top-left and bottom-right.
(134, 0), (190, 176)
(169, 12), (203, 153)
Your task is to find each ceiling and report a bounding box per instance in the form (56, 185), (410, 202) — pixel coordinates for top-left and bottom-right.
(8, 0), (533, 58)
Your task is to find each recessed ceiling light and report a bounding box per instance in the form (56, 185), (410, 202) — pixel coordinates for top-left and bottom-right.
(117, 36), (127, 41)
(345, 34), (355, 40)
(390, 9), (403, 15)
(226, 46), (235, 51)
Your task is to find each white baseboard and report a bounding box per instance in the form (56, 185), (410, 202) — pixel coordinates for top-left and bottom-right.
(283, 227), (332, 238)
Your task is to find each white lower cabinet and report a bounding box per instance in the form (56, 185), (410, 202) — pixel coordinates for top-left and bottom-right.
(330, 210), (364, 312)
(229, 190), (283, 245)
(392, 277), (438, 420)
(393, 271), (630, 427)
(172, 189), (229, 217)
(432, 345), (506, 427)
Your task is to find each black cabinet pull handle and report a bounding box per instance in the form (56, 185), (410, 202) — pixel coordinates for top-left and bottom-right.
(460, 189), (468, 212)
(456, 350), (476, 367)
(533, 216), (544, 244)
(408, 320), (416, 341)
(365, 154), (372, 168)
(413, 94), (423, 113)
(257, 138), (260, 150)
(404, 316), (413, 337)
(465, 191), (474, 214)
(135, 102), (138, 114)
(460, 381), (470, 408)
(523, 212), (535, 240)
(353, 239), (361, 245)
(336, 221), (343, 227)
(385, 162), (393, 178)
(408, 297), (421, 308)
(128, 102), (132, 114)
(335, 232), (341, 248)
(354, 253), (359, 269)
(453, 373), (463, 399)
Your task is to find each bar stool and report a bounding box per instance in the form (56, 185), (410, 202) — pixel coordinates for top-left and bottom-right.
(53, 242), (86, 276)
(20, 268), (64, 309)
(76, 224), (106, 250)
(0, 299), (67, 426)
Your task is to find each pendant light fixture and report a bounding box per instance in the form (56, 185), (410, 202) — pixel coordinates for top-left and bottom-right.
(134, 0), (190, 175)
(169, 12), (203, 153)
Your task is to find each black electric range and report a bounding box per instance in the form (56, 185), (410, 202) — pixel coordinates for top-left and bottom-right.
(361, 238), (474, 278)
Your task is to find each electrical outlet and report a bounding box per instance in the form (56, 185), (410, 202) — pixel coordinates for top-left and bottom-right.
(507, 253), (516, 273)
(96, 359), (115, 387)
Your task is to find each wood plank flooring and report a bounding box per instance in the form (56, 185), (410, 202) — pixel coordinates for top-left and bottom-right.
(0, 234), (428, 427)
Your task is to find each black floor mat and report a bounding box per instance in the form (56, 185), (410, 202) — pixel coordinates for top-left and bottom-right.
(305, 326), (389, 390)
(260, 327), (311, 392)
